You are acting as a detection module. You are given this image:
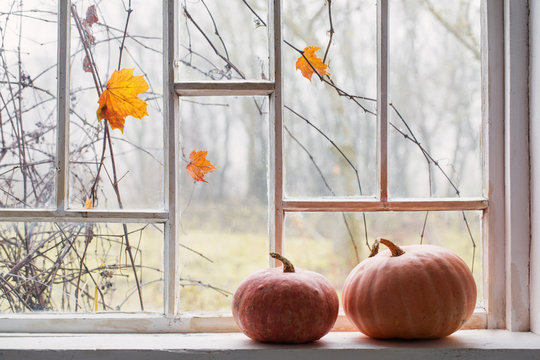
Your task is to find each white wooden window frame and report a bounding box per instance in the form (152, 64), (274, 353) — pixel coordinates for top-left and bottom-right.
(0, 0), (532, 333)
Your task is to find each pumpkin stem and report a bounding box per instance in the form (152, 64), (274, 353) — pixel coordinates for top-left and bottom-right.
(270, 252), (295, 273)
(368, 239), (380, 257)
(378, 238), (405, 257)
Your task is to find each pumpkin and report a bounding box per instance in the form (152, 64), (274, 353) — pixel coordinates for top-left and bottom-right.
(232, 253), (339, 343)
(342, 238), (476, 339)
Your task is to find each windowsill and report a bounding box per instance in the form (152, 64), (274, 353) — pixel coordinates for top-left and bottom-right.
(0, 330), (539, 360)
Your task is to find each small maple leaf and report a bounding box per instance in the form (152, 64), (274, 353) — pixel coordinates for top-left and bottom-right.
(186, 150), (218, 183)
(295, 46), (330, 81)
(85, 199), (93, 209)
(97, 68), (149, 132)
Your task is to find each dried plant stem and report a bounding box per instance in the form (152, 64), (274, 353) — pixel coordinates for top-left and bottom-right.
(117, 0), (133, 70)
(284, 125), (360, 263)
(71, 4), (144, 310)
(322, 0), (334, 64)
(183, 7), (245, 79)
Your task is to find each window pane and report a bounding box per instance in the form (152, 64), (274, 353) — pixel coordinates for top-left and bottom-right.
(389, 0), (482, 198)
(0, 222), (163, 313)
(179, 96), (268, 312)
(177, 0), (269, 81)
(69, 0), (164, 210)
(283, 0), (378, 198)
(284, 211), (483, 308)
(0, 0), (57, 208)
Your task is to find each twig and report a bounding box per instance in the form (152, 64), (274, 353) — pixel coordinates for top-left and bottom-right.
(179, 278), (232, 297)
(183, 7), (246, 79)
(284, 125), (360, 262)
(117, 0), (133, 70)
(71, 3), (145, 310)
(200, 0), (229, 60)
(322, 0), (334, 64)
(284, 106), (370, 252)
(240, 0), (267, 27)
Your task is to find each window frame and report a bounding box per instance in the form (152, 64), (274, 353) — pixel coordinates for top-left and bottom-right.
(0, 0), (531, 333)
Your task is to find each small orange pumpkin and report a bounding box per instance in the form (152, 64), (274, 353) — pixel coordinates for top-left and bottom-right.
(342, 238), (476, 339)
(232, 253), (339, 343)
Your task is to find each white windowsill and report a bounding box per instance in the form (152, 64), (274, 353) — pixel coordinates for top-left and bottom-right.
(0, 330), (539, 360)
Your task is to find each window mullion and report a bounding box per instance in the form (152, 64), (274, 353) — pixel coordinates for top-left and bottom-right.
(0, 209), (168, 223)
(56, 0), (70, 212)
(481, 0), (505, 329)
(377, 0), (389, 202)
(283, 199), (488, 212)
(268, 0), (283, 264)
(174, 81), (274, 96)
(165, 0), (180, 317)
(503, 0), (530, 331)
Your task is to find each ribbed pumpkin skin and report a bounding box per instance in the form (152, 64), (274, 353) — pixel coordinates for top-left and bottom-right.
(232, 266), (339, 343)
(342, 244), (476, 339)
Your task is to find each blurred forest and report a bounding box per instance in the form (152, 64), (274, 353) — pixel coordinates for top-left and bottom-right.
(0, 0), (483, 314)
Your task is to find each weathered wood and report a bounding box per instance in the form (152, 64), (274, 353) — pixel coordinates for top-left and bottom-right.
(481, 0), (506, 330)
(504, 0), (530, 332)
(0, 310), (486, 333)
(377, 0), (388, 202)
(268, 0), (284, 262)
(56, 0), (70, 212)
(283, 198), (488, 212)
(164, 0), (180, 317)
(530, 0), (540, 335)
(0, 209), (168, 223)
(175, 81), (274, 96)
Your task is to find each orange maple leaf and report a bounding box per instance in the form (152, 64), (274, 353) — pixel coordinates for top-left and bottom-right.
(97, 68), (149, 132)
(85, 199), (93, 209)
(295, 46), (330, 81)
(186, 150), (218, 183)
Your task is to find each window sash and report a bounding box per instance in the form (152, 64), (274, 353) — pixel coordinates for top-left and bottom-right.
(0, 0), (507, 332)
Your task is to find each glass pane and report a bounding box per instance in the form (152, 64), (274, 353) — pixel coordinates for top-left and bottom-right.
(283, 0), (378, 198)
(0, 0), (57, 208)
(69, 0), (164, 210)
(284, 211), (483, 308)
(179, 96), (268, 312)
(389, 0), (482, 198)
(177, 0), (269, 81)
(0, 222), (163, 313)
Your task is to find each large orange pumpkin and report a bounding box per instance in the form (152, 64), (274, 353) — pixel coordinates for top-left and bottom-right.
(342, 238), (476, 339)
(232, 253), (339, 343)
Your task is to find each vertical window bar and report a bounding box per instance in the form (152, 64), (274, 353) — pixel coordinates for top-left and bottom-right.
(164, 0), (180, 316)
(56, 0), (70, 212)
(377, 0), (389, 202)
(268, 0), (283, 263)
(503, 0), (530, 331)
(481, 0), (505, 328)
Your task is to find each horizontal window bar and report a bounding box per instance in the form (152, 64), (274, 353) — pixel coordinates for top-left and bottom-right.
(283, 198), (489, 212)
(0, 308), (486, 333)
(0, 209), (168, 223)
(175, 81), (274, 96)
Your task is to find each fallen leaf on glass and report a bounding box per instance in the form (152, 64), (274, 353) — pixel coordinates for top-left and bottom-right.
(186, 150), (218, 183)
(295, 46), (330, 81)
(96, 68), (149, 133)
